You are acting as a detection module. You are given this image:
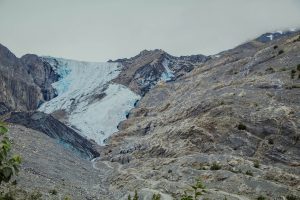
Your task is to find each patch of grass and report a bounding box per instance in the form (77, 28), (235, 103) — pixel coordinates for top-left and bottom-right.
(180, 180), (206, 200)
(278, 50), (284, 55)
(254, 160), (260, 168)
(210, 162), (222, 170)
(257, 195), (267, 200)
(285, 84), (300, 89)
(280, 67), (287, 71)
(152, 193), (161, 200)
(268, 138), (274, 145)
(245, 170), (253, 176)
(63, 196), (72, 200)
(49, 189), (58, 195)
(291, 69), (296, 79)
(286, 194), (300, 200)
(265, 67), (275, 73)
(237, 123), (247, 130)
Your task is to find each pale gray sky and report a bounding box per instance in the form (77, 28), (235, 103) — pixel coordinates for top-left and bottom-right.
(0, 0), (300, 61)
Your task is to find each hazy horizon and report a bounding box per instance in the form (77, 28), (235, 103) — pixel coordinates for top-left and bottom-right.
(1, 0), (300, 62)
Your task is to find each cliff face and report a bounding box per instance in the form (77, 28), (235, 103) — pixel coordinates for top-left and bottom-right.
(20, 54), (59, 101)
(0, 44), (58, 111)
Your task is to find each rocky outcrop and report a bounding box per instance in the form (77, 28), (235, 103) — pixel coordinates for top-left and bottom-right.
(0, 44), (58, 112)
(20, 54), (59, 101)
(5, 111), (100, 159)
(112, 49), (208, 95)
(0, 102), (10, 115)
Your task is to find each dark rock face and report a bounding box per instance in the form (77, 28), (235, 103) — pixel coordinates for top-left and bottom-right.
(113, 49), (209, 95)
(20, 54), (59, 101)
(6, 111), (100, 159)
(0, 102), (10, 115)
(0, 44), (58, 112)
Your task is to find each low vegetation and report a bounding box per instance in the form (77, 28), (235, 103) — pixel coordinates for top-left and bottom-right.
(237, 123), (247, 130)
(127, 190), (161, 200)
(278, 50), (284, 55)
(291, 69), (296, 79)
(254, 160), (260, 168)
(180, 180), (206, 200)
(246, 170), (253, 176)
(257, 195), (266, 200)
(210, 162), (222, 170)
(49, 189), (58, 195)
(286, 194), (300, 200)
(0, 122), (21, 185)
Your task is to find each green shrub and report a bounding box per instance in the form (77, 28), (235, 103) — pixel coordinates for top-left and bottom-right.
(246, 170), (253, 176)
(254, 160), (260, 168)
(286, 195), (300, 200)
(152, 193), (161, 200)
(133, 190), (139, 200)
(180, 180), (206, 200)
(278, 50), (284, 55)
(49, 189), (58, 195)
(63, 196), (72, 200)
(0, 122), (21, 185)
(291, 70), (296, 79)
(265, 67), (275, 73)
(210, 162), (221, 170)
(268, 138), (274, 145)
(237, 123), (247, 130)
(257, 195), (266, 200)
(297, 64), (300, 71)
(280, 67), (287, 71)
(28, 191), (43, 200)
(273, 45), (278, 49)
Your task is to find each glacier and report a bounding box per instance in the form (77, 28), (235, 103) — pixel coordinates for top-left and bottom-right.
(39, 57), (140, 145)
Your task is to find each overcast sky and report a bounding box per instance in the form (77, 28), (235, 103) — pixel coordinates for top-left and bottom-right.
(0, 0), (300, 61)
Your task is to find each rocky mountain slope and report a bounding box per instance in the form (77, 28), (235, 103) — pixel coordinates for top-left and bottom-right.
(96, 31), (300, 199)
(0, 44), (58, 111)
(0, 30), (300, 199)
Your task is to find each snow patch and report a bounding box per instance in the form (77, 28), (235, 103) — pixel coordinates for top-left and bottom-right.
(161, 59), (175, 81)
(266, 34), (273, 41)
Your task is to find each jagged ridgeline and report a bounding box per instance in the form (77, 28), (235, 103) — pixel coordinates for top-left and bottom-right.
(0, 30), (299, 199)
